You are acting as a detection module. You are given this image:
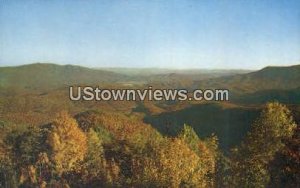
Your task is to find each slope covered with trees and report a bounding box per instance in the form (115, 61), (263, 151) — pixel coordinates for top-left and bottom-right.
(0, 102), (298, 187)
(197, 65), (300, 93)
(0, 63), (127, 91)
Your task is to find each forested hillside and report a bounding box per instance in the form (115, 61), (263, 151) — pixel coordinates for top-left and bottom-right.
(0, 63), (127, 91)
(0, 64), (299, 187)
(0, 102), (298, 187)
(197, 65), (300, 93)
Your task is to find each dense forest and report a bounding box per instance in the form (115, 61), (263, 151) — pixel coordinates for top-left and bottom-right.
(0, 102), (299, 187)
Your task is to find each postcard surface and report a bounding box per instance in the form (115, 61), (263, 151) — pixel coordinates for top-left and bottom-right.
(0, 1), (299, 187)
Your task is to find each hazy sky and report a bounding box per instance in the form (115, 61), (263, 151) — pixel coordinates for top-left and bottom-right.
(0, 0), (299, 69)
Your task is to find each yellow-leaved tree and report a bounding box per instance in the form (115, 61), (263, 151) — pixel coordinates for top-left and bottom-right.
(133, 137), (212, 187)
(47, 112), (87, 175)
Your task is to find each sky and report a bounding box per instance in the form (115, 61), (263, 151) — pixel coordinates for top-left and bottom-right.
(0, 0), (299, 69)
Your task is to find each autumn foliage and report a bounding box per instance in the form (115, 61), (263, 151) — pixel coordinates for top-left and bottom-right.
(0, 102), (298, 187)
(48, 111), (87, 174)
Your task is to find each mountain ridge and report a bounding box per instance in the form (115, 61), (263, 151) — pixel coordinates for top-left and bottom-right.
(196, 64), (300, 93)
(0, 63), (127, 91)
(1, 63), (300, 94)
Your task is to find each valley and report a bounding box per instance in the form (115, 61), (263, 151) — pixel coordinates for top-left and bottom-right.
(1, 63), (299, 151)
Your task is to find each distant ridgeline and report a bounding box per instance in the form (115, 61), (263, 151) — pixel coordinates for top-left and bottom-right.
(1, 63), (300, 93)
(0, 63), (300, 151)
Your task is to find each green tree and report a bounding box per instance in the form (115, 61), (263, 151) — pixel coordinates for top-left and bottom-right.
(2, 124), (45, 187)
(178, 124), (219, 186)
(269, 126), (300, 187)
(178, 124), (200, 153)
(215, 152), (232, 188)
(79, 129), (108, 186)
(232, 102), (297, 187)
(0, 154), (18, 188)
(5, 125), (44, 166)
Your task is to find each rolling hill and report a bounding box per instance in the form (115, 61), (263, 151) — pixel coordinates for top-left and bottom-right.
(231, 87), (300, 105)
(0, 63), (127, 91)
(196, 64), (300, 93)
(0, 63), (299, 152)
(0, 63), (250, 92)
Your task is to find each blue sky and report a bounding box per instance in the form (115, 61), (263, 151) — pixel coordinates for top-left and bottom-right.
(0, 0), (299, 69)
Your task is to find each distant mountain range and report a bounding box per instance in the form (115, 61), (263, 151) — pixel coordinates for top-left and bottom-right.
(0, 63), (299, 150)
(1, 63), (299, 93)
(100, 67), (251, 76)
(0, 63), (251, 91)
(197, 64), (300, 93)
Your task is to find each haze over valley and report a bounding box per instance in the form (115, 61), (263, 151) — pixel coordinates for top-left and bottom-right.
(1, 0), (299, 187)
